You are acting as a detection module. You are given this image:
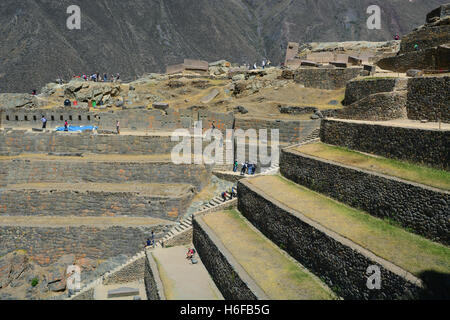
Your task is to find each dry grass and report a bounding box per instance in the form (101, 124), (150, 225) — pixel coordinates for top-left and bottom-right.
(3, 182), (193, 196)
(296, 142), (450, 190)
(202, 210), (335, 300)
(247, 175), (450, 276)
(0, 216), (172, 228)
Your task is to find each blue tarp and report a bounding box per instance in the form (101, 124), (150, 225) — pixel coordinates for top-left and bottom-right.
(55, 125), (98, 132)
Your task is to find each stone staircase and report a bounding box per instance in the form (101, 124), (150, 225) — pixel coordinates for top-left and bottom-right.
(68, 190), (237, 300)
(68, 250), (147, 300)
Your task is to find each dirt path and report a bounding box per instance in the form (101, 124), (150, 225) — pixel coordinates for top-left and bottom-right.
(151, 246), (223, 300)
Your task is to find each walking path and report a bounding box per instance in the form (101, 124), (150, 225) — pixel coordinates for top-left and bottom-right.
(94, 279), (147, 300)
(151, 246), (223, 300)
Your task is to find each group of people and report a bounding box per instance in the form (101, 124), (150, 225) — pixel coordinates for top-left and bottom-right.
(145, 231), (156, 249)
(233, 161), (257, 176)
(73, 72), (121, 82)
(243, 59), (272, 70)
(221, 186), (238, 202)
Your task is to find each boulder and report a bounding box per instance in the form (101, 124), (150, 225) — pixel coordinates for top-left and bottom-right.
(406, 69), (424, 77)
(232, 74), (246, 82)
(153, 102), (169, 111)
(200, 89), (220, 104)
(234, 105), (248, 114)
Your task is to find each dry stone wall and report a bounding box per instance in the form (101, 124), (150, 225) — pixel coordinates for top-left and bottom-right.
(343, 78), (406, 106)
(193, 217), (267, 300)
(406, 76), (450, 123)
(0, 130), (184, 155)
(293, 67), (363, 90)
(102, 257), (146, 285)
(0, 225), (168, 267)
(237, 181), (424, 300)
(234, 118), (319, 144)
(0, 159), (212, 191)
(0, 187), (194, 220)
(320, 119), (449, 170)
(338, 91), (407, 121)
(280, 148), (450, 245)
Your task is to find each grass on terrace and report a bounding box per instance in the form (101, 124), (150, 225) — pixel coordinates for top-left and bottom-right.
(202, 209), (335, 300)
(247, 175), (450, 276)
(295, 142), (450, 191)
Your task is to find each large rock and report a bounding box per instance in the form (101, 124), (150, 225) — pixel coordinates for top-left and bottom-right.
(0, 93), (37, 110)
(0, 251), (31, 289)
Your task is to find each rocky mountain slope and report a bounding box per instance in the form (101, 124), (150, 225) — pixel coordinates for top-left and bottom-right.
(0, 0), (447, 93)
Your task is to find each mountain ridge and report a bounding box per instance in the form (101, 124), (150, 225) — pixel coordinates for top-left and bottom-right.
(0, 0), (447, 93)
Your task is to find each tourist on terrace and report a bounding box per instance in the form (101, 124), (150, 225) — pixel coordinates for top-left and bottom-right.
(233, 161), (238, 172)
(231, 187), (238, 198)
(221, 191), (229, 202)
(41, 115), (47, 129)
(116, 120), (120, 134)
(240, 162), (247, 175)
(64, 120), (69, 132)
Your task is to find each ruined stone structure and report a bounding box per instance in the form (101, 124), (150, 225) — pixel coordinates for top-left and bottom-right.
(293, 67), (364, 90)
(339, 76), (449, 123)
(378, 4), (450, 72)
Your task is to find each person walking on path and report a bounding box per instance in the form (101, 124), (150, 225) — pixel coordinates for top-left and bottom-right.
(41, 116), (47, 129)
(116, 120), (120, 134)
(233, 161), (238, 172)
(64, 120), (69, 132)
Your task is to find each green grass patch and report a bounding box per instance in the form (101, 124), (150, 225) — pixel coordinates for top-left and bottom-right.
(296, 142), (450, 190)
(250, 175), (450, 276)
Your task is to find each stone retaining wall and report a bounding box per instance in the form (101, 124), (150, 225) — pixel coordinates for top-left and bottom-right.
(338, 91), (407, 121)
(406, 76), (450, 123)
(377, 45), (450, 72)
(103, 257), (146, 285)
(0, 108), (235, 133)
(72, 288), (94, 300)
(320, 119), (449, 170)
(234, 118), (320, 144)
(293, 67), (363, 90)
(0, 225), (168, 267)
(0, 160), (212, 191)
(343, 78), (406, 106)
(400, 25), (450, 54)
(237, 180), (424, 300)
(192, 217), (268, 300)
(144, 252), (165, 300)
(0, 130), (184, 155)
(0, 108), (96, 129)
(0, 187), (194, 220)
(280, 148), (450, 245)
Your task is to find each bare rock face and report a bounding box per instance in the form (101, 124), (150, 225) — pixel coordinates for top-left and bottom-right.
(0, 93), (37, 110)
(0, 0), (441, 93)
(0, 251), (32, 289)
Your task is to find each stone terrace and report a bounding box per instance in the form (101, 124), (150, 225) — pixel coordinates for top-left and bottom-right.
(237, 175), (450, 299)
